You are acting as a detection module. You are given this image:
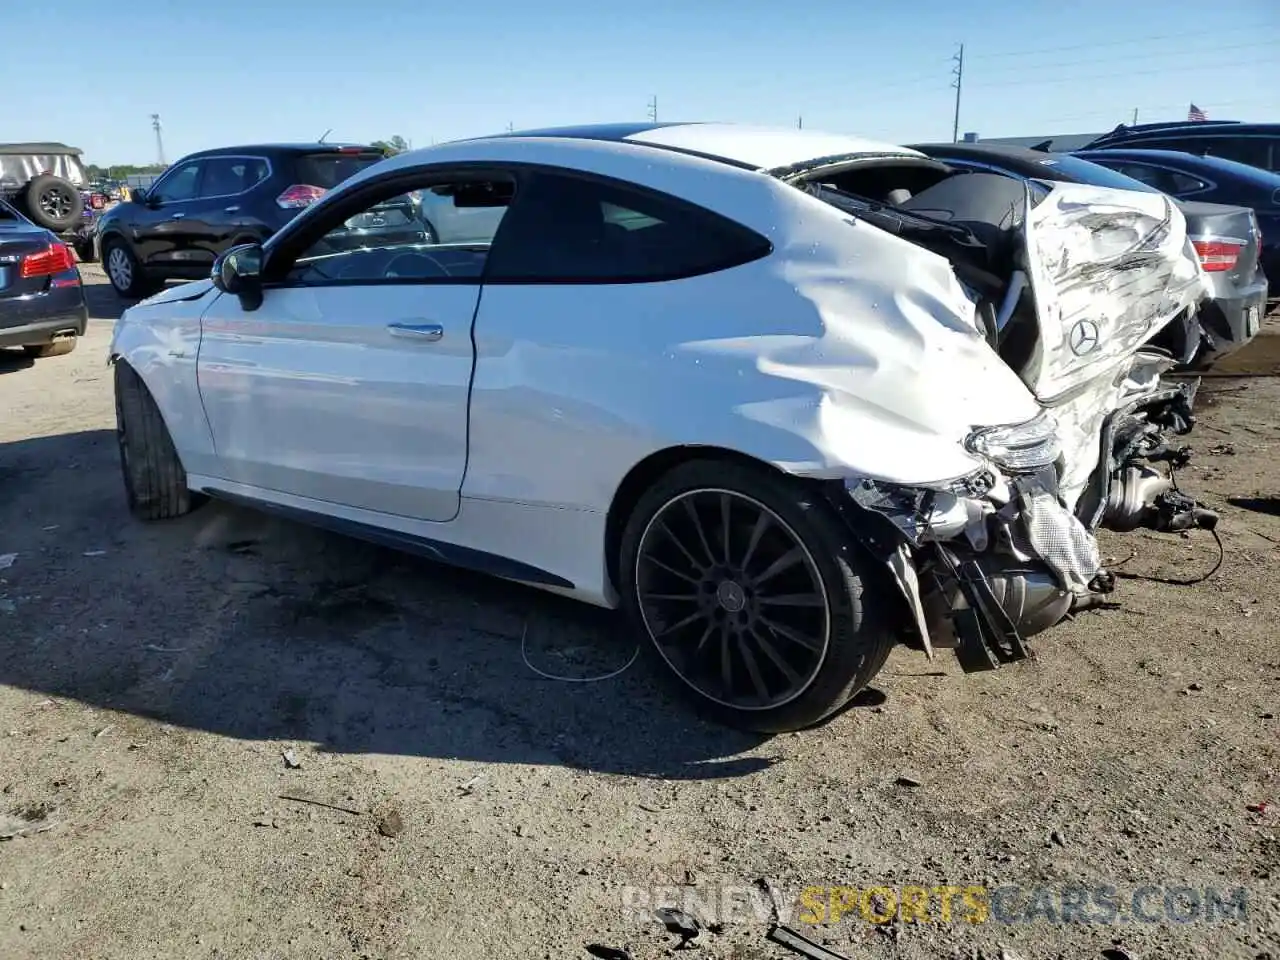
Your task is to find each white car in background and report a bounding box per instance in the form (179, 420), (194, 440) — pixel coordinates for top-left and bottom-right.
(109, 122), (1210, 732)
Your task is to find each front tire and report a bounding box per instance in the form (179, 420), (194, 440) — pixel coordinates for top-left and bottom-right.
(114, 361), (199, 520)
(619, 459), (897, 733)
(103, 238), (160, 299)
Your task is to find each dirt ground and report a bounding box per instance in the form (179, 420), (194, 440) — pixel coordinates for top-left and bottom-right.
(0, 269), (1277, 960)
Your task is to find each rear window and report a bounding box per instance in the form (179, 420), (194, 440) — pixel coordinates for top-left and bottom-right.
(1038, 155), (1162, 194)
(292, 152), (385, 189)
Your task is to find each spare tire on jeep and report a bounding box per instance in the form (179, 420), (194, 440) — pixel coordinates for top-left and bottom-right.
(21, 174), (83, 232)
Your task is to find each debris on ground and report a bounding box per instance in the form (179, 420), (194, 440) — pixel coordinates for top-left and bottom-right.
(377, 808), (404, 838)
(654, 906), (700, 947)
(281, 749), (302, 769)
(458, 773), (486, 796)
(0, 805), (56, 840)
(82, 550), (108, 557)
(278, 794), (364, 817)
(894, 774), (924, 788)
(767, 924), (852, 960)
(585, 945), (634, 960)
(0, 553), (16, 570)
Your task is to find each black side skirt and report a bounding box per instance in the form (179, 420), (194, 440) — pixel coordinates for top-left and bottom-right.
(202, 487), (575, 590)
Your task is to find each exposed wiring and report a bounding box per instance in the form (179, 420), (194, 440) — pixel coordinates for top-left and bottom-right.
(1114, 462), (1225, 586)
(1114, 526), (1225, 586)
(519, 619), (641, 683)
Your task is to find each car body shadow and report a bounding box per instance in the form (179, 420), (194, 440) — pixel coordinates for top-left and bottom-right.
(1227, 495), (1280, 517)
(0, 429), (776, 780)
(81, 276), (128, 321)
(0, 348), (36, 374)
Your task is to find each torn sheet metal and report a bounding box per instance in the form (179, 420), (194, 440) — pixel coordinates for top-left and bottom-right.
(1020, 183), (1208, 404)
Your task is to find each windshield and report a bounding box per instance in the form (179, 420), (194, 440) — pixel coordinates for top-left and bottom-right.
(1034, 154), (1162, 194)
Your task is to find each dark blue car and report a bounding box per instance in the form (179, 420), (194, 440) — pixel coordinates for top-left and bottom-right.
(0, 197), (88, 358)
(1073, 148), (1280, 303)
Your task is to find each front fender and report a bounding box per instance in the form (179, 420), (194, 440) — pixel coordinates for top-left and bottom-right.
(109, 287), (220, 470)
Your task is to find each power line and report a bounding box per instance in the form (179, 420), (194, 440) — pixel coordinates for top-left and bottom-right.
(967, 56), (1270, 89)
(969, 38), (1278, 77)
(967, 24), (1280, 60)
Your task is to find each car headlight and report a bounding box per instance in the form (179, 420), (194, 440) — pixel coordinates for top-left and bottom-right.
(965, 411), (1061, 472)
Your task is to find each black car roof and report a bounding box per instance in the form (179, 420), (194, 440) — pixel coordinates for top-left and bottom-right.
(911, 142), (1052, 161)
(909, 142), (1070, 178)
(1074, 148), (1280, 184)
(1086, 120), (1280, 146)
(180, 143), (381, 159)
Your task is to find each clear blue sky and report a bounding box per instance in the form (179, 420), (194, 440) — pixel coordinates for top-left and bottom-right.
(8, 0), (1277, 166)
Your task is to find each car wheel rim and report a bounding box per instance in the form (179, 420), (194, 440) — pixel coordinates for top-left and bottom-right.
(39, 189), (71, 220)
(635, 488), (831, 711)
(108, 248), (132, 289)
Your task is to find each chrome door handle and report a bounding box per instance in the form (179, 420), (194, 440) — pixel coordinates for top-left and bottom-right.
(387, 322), (443, 341)
(224, 205), (240, 213)
(171, 212), (185, 219)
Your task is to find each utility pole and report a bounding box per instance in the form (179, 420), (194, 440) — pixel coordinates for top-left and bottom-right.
(1132, 108), (1139, 125)
(647, 95), (658, 122)
(151, 113), (165, 166)
(798, 115), (803, 129)
(506, 122), (514, 133)
(950, 44), (964, 143)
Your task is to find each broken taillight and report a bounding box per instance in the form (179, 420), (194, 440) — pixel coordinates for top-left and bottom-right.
(20, 242), (76, 279)
(1192, 238), (1243, 272)
(276, 184), (327, 209)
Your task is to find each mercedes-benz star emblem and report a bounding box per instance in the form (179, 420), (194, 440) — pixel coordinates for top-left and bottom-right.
(1068, 319), (1101, 357)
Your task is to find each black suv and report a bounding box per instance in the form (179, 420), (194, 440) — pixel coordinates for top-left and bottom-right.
(94, 143), (393, 298)
(1081, 121), (1280, 174)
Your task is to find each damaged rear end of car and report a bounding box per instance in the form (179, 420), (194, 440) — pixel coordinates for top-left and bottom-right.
(772, 153), (1215, 673)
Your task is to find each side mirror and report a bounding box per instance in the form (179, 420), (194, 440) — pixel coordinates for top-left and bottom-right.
(212, 242), (265, 311)
(131, 187), (149, 204)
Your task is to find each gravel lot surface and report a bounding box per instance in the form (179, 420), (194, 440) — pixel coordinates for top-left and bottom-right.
(0, 268), (1277, 960)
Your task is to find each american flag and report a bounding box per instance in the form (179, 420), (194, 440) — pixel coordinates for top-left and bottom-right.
(1188, 103), (1208, 122)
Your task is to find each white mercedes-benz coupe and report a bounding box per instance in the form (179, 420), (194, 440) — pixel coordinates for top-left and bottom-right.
(110, 122), (1211, 732)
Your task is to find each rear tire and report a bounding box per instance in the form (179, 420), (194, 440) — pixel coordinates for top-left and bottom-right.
(73, 236), (97, 263)
(618, 459), (897, 733)
(114, 361), (200, 520)
(23, 337), (77, 359)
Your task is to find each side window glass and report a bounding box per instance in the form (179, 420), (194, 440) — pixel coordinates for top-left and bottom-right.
(200, 157), (269, 198)
(285, 176), (514, 285)
(486, 172), (770, 282)
(1139, 137), (1196, 154)
(1202, 138), (1271, 169)
(1110, 163), (1174, 192)
(1167, 172), (1208, 195)
(150, 162), (202, 203)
